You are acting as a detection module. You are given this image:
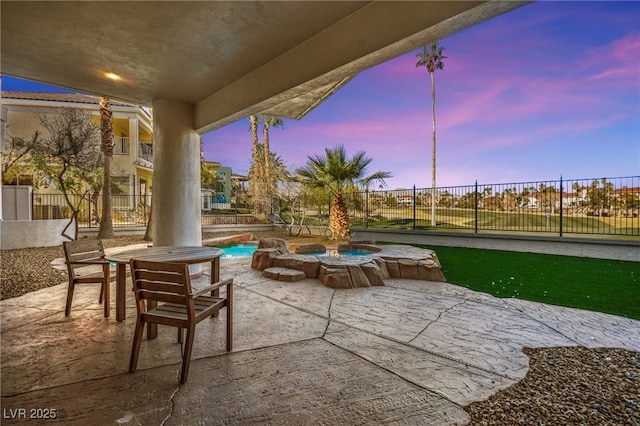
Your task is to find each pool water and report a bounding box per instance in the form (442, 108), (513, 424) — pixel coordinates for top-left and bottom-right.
(219, 244), (258, 258)
(218, 244), (374, 259)
(317, 249), (374, 257)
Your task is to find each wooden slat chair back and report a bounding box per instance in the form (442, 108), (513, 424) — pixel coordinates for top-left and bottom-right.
(63, 239), (110, 318)
(129, 259), (233, 384)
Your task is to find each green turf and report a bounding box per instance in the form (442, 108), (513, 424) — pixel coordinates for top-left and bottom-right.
(407, 244), (640, 320)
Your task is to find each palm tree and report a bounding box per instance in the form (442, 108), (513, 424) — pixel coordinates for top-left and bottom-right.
(97, 97), (114, 238)
(295, 145), (391, 240)
(259, 115), (284, 195)
(248, 114), (267, 220)
(416, 42), (446, 227)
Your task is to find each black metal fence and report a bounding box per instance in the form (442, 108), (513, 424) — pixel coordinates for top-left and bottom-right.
(30, 175), (640, 237)
(30, 193), (262, 228)
(344, 176), (640, 237)
(32, 193), (152, 227)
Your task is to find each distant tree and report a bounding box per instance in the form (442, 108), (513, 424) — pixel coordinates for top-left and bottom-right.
(201, 163), (222, 191)
(31, 108), (101, 240)
(588, 178), (614, 216)
(416, 41), (446, 227)
(97, 97), (114, 239)
(300, 186), (331, 218)
(275, 177), (306, 235)
(502, 187), (517, 211)
(295, 145), (391, 240)
(1, 131), (40, 183)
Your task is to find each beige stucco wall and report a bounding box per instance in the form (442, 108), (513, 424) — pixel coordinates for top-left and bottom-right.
(1, 218), (72, 249)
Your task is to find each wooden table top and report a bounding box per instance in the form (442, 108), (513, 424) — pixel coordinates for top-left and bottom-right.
(106, 246), (223, 264)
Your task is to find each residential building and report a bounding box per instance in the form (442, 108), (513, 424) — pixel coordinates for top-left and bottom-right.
(1, 92), (154, 215)
(201, 161), (233, 210)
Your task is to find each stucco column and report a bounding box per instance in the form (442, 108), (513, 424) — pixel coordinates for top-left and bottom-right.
(151, 100), (201, 247)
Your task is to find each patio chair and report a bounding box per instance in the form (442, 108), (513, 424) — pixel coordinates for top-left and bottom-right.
(128, 259), (233, 384)
(63, 239), (110, 318)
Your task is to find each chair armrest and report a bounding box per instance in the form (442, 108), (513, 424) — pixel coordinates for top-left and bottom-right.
(67, 260), (110, 266)
(190, 278), (233, 298)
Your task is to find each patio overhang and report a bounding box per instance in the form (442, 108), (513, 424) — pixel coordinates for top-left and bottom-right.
(1, 1), (527, 132)
(1, 0), (530, 246)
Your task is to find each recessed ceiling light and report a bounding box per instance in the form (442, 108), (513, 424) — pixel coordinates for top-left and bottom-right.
(105, 72), (121, 81)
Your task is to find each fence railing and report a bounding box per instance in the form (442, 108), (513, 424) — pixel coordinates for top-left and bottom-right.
(29, 175), (640, 237)
(343, 176), (640, 237)
(30, 193), (262, 228)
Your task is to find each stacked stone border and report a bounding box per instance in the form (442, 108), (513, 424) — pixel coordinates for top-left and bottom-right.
(251, 238), (446, 289)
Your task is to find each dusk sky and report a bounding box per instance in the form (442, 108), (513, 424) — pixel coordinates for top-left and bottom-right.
(3, 1), (639, 190)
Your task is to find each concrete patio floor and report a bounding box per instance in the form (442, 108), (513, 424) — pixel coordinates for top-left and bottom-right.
(2, 253), (639, 425)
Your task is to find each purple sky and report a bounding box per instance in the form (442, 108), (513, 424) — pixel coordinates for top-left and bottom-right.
(3, 2), (639, 190)
(202, 1), (640, 189)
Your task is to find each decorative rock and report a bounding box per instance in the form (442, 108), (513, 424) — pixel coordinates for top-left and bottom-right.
(295, 243), (326, 254)
(338, 243), (381, 253)
(349, 239), (375, 245)
(202, 232), (254, 247)
(374, 258), (390, 279)
(360, 262), (385, 286)
(384, 259), (400, 278)
(251, 248), (282, 270)
(258, 238), (289, 252)
(272, 253), (321, 278)
(251, 238), (289, 270)
(417, 260), (447, 282)
(347, 265), (371, 288)
(398, 259), (419, 280)
(323, 268), (352, 289)
(251, 239), (446, 289)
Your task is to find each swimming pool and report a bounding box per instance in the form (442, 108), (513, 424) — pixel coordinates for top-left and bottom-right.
(218, 244), (374, 259)
(219, 243), (259, 258)
(323, 249), (374, 257)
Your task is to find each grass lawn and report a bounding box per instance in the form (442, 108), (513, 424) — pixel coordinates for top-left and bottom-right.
(410, 244), (639, 320)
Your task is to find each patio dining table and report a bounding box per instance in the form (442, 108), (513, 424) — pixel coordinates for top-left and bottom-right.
(105, 246), (224, 326)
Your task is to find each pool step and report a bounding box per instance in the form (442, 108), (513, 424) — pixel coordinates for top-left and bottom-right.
(263, 267), (306, 282)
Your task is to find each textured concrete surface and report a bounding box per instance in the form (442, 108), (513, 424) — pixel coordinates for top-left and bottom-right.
(2, 254), (639, 425)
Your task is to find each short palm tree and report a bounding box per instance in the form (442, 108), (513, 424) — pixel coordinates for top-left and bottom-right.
(416, 42), (446, 227)
(295, 145), (391, 240)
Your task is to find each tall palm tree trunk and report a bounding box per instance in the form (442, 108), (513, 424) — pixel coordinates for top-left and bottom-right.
(143, 205), (152, 241)
(430, 71), (437, 227)
(263, 122), (271, 193)
(98, 97), (114, 239)
(249, 114), (266, 221)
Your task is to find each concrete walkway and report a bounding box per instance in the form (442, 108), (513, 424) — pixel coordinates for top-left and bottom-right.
(2, 255), (639, 425)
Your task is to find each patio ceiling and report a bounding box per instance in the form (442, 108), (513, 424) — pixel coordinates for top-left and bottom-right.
(1, 1), (526, 133)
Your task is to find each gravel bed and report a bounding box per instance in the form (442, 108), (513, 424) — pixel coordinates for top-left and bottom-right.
(465, 346), (639, 425)
(1, 233), (638, 425)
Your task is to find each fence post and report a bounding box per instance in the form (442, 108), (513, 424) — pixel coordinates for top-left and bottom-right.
(413, 185), (417, 230)
(365, 189), (369, 228)
(559, 175), (563, 237)
(474, 180), (478, 234)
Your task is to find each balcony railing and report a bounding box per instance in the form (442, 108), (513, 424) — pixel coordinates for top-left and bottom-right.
(138, 143), (153, 162)
(112, 137), (153, 163)
(113, 136), (130, 155)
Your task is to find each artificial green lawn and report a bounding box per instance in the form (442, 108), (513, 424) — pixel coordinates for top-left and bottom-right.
(410, 245), (639, 320)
